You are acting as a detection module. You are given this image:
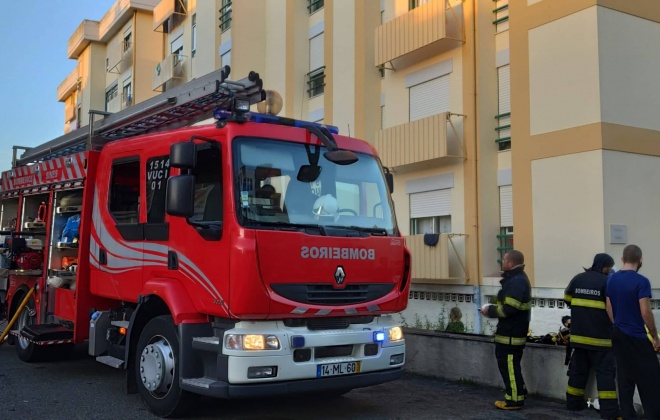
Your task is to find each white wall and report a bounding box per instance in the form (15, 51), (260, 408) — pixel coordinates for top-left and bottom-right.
(599, 7), (660, 132)
(528, 7), (601, 135)
(532, 151), (605, 288)
(603, 151), (660, 286)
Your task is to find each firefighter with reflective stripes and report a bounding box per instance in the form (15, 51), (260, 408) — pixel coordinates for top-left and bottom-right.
(564, 253), (620, 419)
(481, 250), (531, 410)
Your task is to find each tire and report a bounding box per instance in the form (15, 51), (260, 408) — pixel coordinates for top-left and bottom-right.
(135, 315), (199, 418)
(14, 296), (45, 362)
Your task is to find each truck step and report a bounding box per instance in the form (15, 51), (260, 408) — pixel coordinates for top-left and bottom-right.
(181, 377), (216, 389)
(15, 324), (73, 346)
(110, 320), (129, 329)
(96, 355), (125, 369)
(192, 336), (221, 352)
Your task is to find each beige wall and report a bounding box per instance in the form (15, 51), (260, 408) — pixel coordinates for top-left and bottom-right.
(192, 0), (221, 78)
(133, 11), (162, 102)
(532, 151), (605, 288)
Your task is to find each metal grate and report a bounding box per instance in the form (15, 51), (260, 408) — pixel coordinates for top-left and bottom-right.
(272, 283), (393, 306)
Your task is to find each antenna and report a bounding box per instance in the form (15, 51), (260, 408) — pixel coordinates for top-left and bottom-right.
(347, 124), (351, 137)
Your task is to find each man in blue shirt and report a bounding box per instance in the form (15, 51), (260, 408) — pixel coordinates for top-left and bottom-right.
(606, 244), (660, 419)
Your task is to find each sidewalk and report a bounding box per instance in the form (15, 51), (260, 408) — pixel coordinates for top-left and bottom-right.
(390, 373), (603, 419)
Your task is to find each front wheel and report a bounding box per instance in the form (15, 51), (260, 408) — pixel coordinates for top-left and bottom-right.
(135, 315), (198, 418)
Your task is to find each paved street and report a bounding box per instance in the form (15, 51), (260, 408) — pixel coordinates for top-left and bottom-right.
(0, 342), (605, 420)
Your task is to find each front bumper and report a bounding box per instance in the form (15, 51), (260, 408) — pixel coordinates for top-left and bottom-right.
(181, 367), (402, 398)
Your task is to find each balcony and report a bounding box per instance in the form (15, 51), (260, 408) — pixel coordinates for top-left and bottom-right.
(373, 113), (464, 171)
(99, 0), (160, 41)
(375, 0), (463, 70)
(406, 233), (467, 283)
(68, 20), (100, 59)
(152, 53), (185, 90)
(57, 68), (80, 102)
(153, 0), (187, 33)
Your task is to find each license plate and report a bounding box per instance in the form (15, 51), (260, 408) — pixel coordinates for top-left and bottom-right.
(316, 361), (361, 377)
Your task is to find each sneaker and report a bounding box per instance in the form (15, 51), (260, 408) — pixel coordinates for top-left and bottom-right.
(495, 401), (523, 410)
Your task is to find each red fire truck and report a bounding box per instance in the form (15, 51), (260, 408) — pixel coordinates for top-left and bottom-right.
(0, 68), (410, 417)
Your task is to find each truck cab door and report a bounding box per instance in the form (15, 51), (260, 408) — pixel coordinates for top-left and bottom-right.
(90, 154), (144, 300)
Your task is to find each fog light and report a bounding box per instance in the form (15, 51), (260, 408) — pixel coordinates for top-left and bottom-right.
(364, 343), (379, 356)
(373, 332), (385, 342)
(291, 336), (305, 348)
(247, 366), (278, 379)
(390, 353), (404, 365)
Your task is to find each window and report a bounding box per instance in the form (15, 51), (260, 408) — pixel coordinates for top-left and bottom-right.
(219, 0), (232, 32)
(109, 159), (140, 224)
(123, 32), (132, 52)
(146, 156), (170, 224)
(409, 189), (451, 234)
(191, 14), (197, 57)
(498, 226), (514, 266)
(409, 75), (450, 121)
(221, 50), (231, 69)
(499, 185), (513, 227)
(171, 34), (184, 57)
(122, 82), (132, 107)
(191, 143), (222, 223)
(493, 1), (509, 33)
(308, 33), (325, 98)
(308, 0), (324, 14)
(409, 0), (430, 10)
(105, 84), (118, 112)
(496, 65), (511, 150)
(76, 106), (82, 129)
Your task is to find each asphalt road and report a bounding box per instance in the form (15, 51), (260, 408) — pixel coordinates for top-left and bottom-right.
(0, 342), (602, 420)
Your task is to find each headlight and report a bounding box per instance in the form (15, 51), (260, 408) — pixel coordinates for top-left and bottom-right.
(225, 334), (281, 350)
(389, 327), (404, 342)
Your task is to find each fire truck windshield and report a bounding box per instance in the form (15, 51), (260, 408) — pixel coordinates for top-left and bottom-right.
(233, 137), (397, 236)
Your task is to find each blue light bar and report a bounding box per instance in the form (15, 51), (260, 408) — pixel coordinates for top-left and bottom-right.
(373, 332), (385, 343)
(213, 108), (339, 134)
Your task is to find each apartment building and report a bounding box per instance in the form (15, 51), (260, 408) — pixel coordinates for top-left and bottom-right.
(57, 0), (163, 134)
(55, 0), (660, 334)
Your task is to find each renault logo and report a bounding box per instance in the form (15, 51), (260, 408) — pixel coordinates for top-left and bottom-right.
(334, 266), (346, 285)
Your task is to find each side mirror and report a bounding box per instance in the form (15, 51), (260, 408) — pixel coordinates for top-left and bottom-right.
(170, 142), (197, 169)
(166, 175), (195, 217)
(385, 172), (394, 194)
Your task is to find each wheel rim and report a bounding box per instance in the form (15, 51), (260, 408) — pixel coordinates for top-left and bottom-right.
(139, 335), (176, 399)
(17, 304), (35, 349)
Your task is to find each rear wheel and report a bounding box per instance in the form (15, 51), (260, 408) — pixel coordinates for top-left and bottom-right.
(14, 295), (45, 362)
(135, 315), (199, 418)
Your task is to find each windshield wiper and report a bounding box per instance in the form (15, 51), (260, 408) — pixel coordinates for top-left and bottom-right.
(326, 225), (388, 236)
(252, 221), (327, 236)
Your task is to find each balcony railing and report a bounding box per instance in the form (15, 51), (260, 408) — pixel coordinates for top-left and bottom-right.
(374, 112), (464, 170)
(152, 53), (185, 90)
(308, 0), (324, 14)
(405, 233), (467, 283)
(67, 20), (100, 59)
(375, 0), (463, 70)
(307, 67), (326, 98)
(57, 69), (79, 102)
(153, 0), (187, 33)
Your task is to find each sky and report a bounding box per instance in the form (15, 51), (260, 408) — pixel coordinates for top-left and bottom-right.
(0, 0), (116, 171)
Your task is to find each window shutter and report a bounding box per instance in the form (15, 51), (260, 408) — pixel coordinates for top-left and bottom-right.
(410, 189), (451, 218)
(409, 75), (450, 122)
(221, 50), (231, 68)
(310, 33), (324, 71)
(498, 65), (510, 114)
(499, 185), (513, 227)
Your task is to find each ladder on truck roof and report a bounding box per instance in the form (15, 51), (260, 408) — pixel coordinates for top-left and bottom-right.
(16, 66), (265, 167)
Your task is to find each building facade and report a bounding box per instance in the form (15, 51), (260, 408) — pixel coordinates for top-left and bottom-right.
(56, 0), (660, 335)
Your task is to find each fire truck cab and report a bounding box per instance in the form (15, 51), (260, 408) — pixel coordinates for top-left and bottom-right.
(0, 68), (410, 417)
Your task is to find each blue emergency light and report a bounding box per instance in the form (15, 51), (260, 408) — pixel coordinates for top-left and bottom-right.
(213, 108), (339, 134)
(373, 332), (386, 342)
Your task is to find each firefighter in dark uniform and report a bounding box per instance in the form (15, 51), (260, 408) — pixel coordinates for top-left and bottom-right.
(481, 250), (532, 410)
(564, 253), (620, 419)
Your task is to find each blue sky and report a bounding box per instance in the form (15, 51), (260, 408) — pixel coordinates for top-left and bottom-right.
(0, 0), (116, 171)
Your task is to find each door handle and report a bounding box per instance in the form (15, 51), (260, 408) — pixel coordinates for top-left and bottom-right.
(99, 249), (107, 265)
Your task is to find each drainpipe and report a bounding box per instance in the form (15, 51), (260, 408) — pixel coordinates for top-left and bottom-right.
(471, 0), (483, 334)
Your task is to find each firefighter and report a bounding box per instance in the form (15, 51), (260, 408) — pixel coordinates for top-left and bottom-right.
(481, 250), (532, 410)
(564, 253), (620, 419)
